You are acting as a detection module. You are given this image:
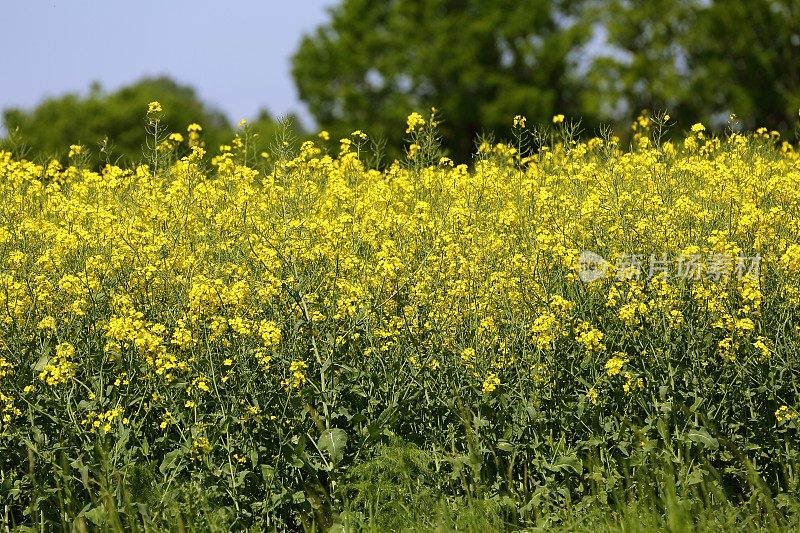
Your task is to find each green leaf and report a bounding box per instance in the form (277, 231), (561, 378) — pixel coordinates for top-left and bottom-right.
(546, 455), (582, 474)
(260, 464), (275, 483)
(82, 506), (106, 527)
(687, 428), (719, 450)
(496, 441), (515, 453)
(687, 467), (707, 485)
(32, 353), (52, 373)
(159, 448), (183, 474)
(317, 428), (348, 465)
(690, 396), (705, 413)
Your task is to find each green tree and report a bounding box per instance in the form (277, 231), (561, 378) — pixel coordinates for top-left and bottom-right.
(592, 0), (800, 132)
(246, 109), (309, 158)
(689, 0), (800, 131)
(585, 0), (696, 121)
(292, 0), (598, 162)
(2, 76), (231, 166)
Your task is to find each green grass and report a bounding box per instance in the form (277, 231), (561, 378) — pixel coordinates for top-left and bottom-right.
(6, 440), (796, 532)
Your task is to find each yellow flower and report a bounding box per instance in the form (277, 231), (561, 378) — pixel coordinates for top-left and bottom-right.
(779, 244), (800, 275)
(37, 316), (56, 330)
(604, 353), (627, 377)
(552, 114), (565, 124)
(258, 320), (282, 347)
(575, 321), (605, 353)
(718, 337), (737, 362)
(68, 144), (83, 158)
(147, 101), (162, 114)
(691, 122), (705, 133)
(482, 373), (500, 394)
(460, 348), (476, 362)
(0, 391), (21, 430)
(513, 115), (527, 128)
(530, 313), (560, 351)
(318, 130), (330, 141)
(38, 342), (77, 386)
(753, 337), (770, 360)
(776, 406), (798, 423)
(622, 372), (643, 393)
(284, 360), (308, 389)
(192, 436), (213, 458)
(0, 357), (11, 379)
(587, 387), (599, 406)
(406, 112), (426, 133)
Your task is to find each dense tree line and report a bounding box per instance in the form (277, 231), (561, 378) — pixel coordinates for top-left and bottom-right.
(3, 1), (798, 165)
(1, 77), (291, 168)
(292, 0), (800, 160)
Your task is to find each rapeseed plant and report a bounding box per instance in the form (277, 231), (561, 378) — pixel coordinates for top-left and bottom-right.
(0, 106), (798, 530)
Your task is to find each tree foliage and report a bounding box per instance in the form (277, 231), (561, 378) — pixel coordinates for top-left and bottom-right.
(593, 0), (800, 131)
(688, 0), (800, 131)
(2, 76), (231, 166)
(292, 0), (597, 161)
(293, 0), (800, 159)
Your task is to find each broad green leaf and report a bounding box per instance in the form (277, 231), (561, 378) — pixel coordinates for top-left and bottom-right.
(317, 428), (348, 465)
(82, 506), (106, 527)
(497, 441), (515, 453)
(159, 448), (183, 474)
(687, 428), (719, 450)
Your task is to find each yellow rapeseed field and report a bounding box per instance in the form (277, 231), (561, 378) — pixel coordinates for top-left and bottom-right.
(1, 106), (799, 529)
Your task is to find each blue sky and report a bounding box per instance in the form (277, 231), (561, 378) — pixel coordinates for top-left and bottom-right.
(0, 1), (337, 130)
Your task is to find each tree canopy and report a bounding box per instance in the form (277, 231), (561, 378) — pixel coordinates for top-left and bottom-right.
(687, 0), (800, 131)
(592, 0), (800, 131)
(293, 0), (800, 160)
(2, 76), (231, 167)
(292, 0), (597, 161)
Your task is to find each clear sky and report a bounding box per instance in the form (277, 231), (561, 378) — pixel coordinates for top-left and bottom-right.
(0, 0), (337, 130)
